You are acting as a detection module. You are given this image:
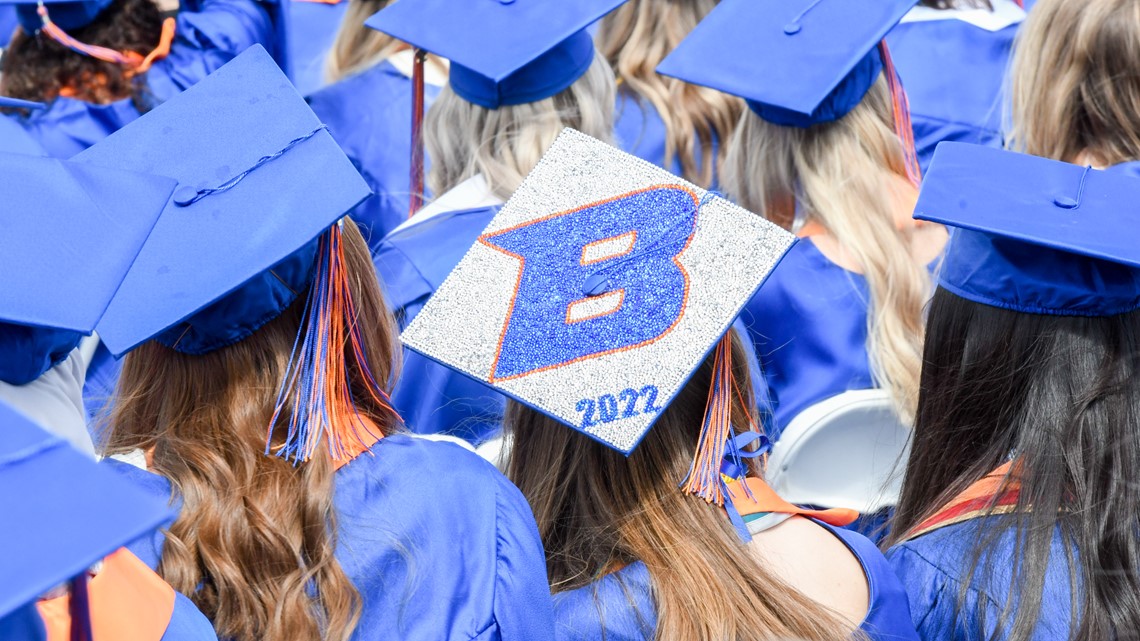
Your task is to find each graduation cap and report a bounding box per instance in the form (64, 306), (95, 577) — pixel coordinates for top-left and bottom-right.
(365, 0), (627, 215)
(0, 153), (175, 385)
(74, 45), (395, 463)
(3, 0), (176, 72)
(0, 399), (172, 622)
(658, 0), (921, 178)
(915, 142), (1140, 317)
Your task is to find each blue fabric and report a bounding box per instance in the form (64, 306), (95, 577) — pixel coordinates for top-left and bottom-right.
(373, 205), (773, 444)
(286, 0), (347, 96)
(0, 604), (46, 641)
(886, 516), (1077, 640)
(13, 0), (113, 32)
(0, 324), (81, 385)
(554, 519), (919, 640)
(449, 28), (595, 109)
(12, 0), (273, 159)
(612, 90), (719, 183)
(83, 341), (119, 426)
(739, 239), (875, 437)
(885, 16), (1018, 173)
(164, 592), (221, 641)
(105, 434), (557, 640)
(307, 59), (442, 249)
(0, 5), (17, 45)
(747, 48), (883, 128)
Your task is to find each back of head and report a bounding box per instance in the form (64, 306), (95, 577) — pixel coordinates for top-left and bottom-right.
(104, 221), (400, 641)
(424, 50), (615, 200)
(505, 331), (857, 641)
(595, 0), (743, 187)
(890, 287), (1140, 640)
(1008, 0), (1140, 165)
(721, 76), (930, 424)
(324, 0), (401, 83)
(0, 0), (161, 105)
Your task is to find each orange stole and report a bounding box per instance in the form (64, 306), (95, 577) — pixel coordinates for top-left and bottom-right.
(37, 549), (176, 641)
(903, 462), (1021, 541)
(726, 476), (859, 527)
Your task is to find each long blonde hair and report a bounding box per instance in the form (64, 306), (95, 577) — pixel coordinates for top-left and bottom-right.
(721, 77), (929, 424)
(505, 332), (859, 641)
(424, 50), (615, 200)
(323, 0), (402, 83)
(103, 222), (402, 641)
(1007, 0), (1140, 166)
(596, 0), (743, 187)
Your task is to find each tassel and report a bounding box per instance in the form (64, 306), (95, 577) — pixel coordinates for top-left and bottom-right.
(68, 574), (92, 641)
(408, 48), (427, 218)
(36, 4), (175, 72)
(268, 223), (396, 464)
(878, 41), (922, 187)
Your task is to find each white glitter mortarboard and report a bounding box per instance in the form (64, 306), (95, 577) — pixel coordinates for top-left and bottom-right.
(400, 129), (797, 454)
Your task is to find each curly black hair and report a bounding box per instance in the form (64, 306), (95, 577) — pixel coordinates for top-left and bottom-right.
(0, 0), (163, 106)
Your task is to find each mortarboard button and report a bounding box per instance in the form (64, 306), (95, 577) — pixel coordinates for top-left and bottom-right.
(1053, 196), (1079, 209)
(173, 185), (199, 207)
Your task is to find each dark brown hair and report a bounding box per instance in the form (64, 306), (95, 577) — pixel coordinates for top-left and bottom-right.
(104, 222), (402, 641)
(888, 288), (1140, 640)
(505, 331), (858, 640)
(0, 0), (161, 105)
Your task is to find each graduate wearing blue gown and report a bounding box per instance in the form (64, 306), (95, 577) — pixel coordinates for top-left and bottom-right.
(3, 0), (276, 159)
(76, 48), (554, 641)
(285, 0), (346, 95)
(884, 143), (1140, 640)
(885, 0), (1028, 173)
(308, 53), (445, 249)
(661, 0), (946, 439)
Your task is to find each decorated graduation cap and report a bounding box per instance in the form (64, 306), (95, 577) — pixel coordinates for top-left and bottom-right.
(0, 399), (172, 627)
(402, 129), (862, 536)
(0, 153), (174, 385)
(658, 0), (921, 181)
(366, 0), (627, 215)
(74, 45), (394, 463)
(5, 0), (176, 72)
(916, 142), (1140, 317)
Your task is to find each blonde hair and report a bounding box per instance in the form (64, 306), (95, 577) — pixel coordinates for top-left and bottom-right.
(424, 50), (615, 200)
(103, 222), (401, 641)
(596, 0), (743, 187)
(721, 76), (929, 424)
(323, 0), (403, 83)
(506, 331), (862, 641)
(1007, 0), (1140, 166)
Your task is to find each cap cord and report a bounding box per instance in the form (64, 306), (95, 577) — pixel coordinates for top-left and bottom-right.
(1053, 165), (1091, 210)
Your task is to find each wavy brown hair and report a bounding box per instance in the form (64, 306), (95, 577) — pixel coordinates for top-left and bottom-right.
(103, 222), (402, 641)
(324, 0), (401, 83)
(1007, 0), (1140, 166)
(721, 76), (932, 425)
(505, 332), (859, 641)
(596, 0), (743, 187)
(0, 0), (161, 105)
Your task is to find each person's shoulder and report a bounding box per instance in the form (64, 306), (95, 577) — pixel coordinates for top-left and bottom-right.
(101, 456), (173, 501)
(553, 562), (656, 641)
(307, 61), (407, 119)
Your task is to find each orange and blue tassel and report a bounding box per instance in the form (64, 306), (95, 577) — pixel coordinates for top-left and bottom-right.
(878, 41), (922, 187)
(268, 222), (396, 464)
(35, 3), (175, 72)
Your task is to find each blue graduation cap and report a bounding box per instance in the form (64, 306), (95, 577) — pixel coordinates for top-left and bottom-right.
(0, 153), (175, 384)
(657, 0), (918, 128)
(365, 0), (626, 109)
(0, 399), (173, 619)
(73, 45), (371, 357)
(915, 142), (1140, 317)
(401, 128), (797, 455)
(2, 0), (112, 33)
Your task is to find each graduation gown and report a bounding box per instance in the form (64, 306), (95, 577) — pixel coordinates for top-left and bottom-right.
(307, 57), (443, 249)
(105, 433), (556, 641)
(612, 89), (717, 184)
(553, 520), (920, 641)
(884, 0), (1026, 173)
(285, 0), (348, 96)
(14, 0), (275, 159)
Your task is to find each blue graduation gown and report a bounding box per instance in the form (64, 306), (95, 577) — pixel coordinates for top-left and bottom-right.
(885, 10), (1022, 173)
(286, 0), (348, 96)
(105, 434), (556, 640)
(0, 5), (17, 47)
(373, 203), (774, 444)
(14, 0), (274, 159)
(612, 89), (718, 184)
(554, 520), (919, 641)
(307, 60), (442, 249)
(886, 516), (1076, 640)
